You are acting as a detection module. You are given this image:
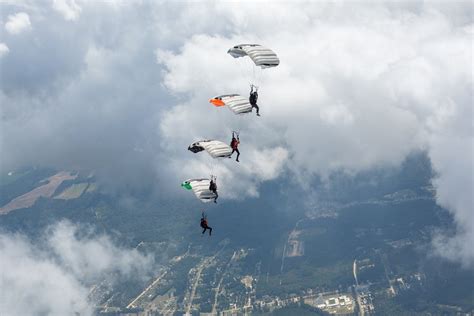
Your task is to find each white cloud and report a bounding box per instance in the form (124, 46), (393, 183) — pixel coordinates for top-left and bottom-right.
(431, 136), (474, 268)
(0, 43), (9, 57)
(52, 0), (82, 21)
(47, 221), (154, 281)
(157, 16), (428, 186)
(0, 1), (472, 266)
(156, 3), (473, 264)
(429, 108), (473, 267)
(5, 12), (31, 35)
(0, 221), (154, 316)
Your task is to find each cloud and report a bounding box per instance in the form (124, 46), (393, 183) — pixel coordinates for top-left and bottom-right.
(0, 2), (168, 193)
(0, 221), (153, 316)
(46, 221), (154, 281)
(5, 12), (31, 34)
(429, 107), (473, 267)
(0, 43), (9, 57)
(156, 5), (446, 181)
(52, 0), (82, 21)
(0, 2), (472, 266)
(156, 3), (473, 264)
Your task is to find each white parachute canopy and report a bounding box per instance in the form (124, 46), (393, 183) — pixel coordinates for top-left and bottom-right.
(181, 178), (217, 203)
(209, 94), (252, 115)
(227, 44), (280, 68)
(188, 140), (233, 158)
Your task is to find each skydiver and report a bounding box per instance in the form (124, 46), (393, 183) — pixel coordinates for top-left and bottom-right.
(230, 131), (240, 162)
(209, 176), (218, 203)
(249, 85), (260, 116)
(200, 212), (212, 236)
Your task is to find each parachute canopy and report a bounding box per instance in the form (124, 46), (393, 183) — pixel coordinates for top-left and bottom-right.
(228, 44), (279, 68)
(188, 140), (233, 158)
(209, 94), (252, 115)
(181, 178), (217, 203)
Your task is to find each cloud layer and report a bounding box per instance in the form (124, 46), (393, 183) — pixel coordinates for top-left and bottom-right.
(0, 221), (153, 316)
(156, 2), (473, 264)
(0, 2), (472, 265)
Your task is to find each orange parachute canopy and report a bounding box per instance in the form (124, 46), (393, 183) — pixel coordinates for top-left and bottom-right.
(209, 98), (225, 107)
(208, 94), (252, 114)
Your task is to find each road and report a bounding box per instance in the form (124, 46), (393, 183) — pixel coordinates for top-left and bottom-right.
(185, 244), (228, 314)
(353, 259), (359, 286)
(280, 218), (304, 284)
(185, 256), (214, 314)
(127, 246), (191, 309)
(126, 268), (169, 309)
(353, 259), (366, 316)
(212, 251), (237, 314)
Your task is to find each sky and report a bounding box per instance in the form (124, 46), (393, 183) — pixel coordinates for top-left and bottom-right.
(0, 1), (473, 314)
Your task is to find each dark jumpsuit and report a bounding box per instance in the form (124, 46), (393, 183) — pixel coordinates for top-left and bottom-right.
(231, 134), (240, 162)
(209, 180), (218, 203)
(249, 90), (259, 115)
(201, 218), (212, 235)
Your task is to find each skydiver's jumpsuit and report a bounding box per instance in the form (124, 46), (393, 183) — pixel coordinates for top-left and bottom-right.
(230, 133), (240, 162)
(209, 180), (218, 203)
(201, 218), (212, 235)
(249, 88), (260, 116)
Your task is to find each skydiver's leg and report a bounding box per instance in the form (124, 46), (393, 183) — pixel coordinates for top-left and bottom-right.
(214, 191), (218, 203)
(209, 227), (212, 236)
(236, 149), (240, 162)
(251, 103), (260, 116)
(229, 149), (235, 158)
(202, 227), (207, 234)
